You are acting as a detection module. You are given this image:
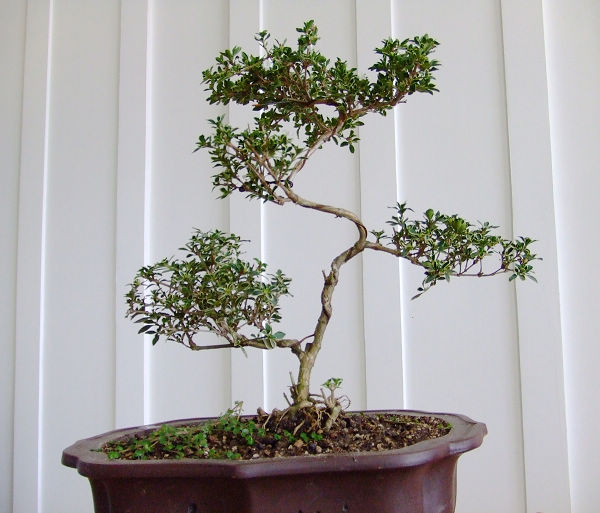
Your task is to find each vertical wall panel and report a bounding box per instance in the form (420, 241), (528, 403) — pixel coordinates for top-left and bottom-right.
(12, 1), (52, 511)
(356, 0), (405, 410)
(115, 0), (149, 429)
(0, 2), (26, 511)
(261, 0), (367, 412)
(40, 2), (121, 512)
(394, 2), (524, 512)
(228, 0), (269, 413)
(501, 1), (571, 512)
(5, 2), (597, 512)
(544, 2), (600, 512)
(145, 0), (231, 423)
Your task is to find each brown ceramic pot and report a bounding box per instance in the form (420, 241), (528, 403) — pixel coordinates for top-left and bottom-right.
(62, 410), (486, 513)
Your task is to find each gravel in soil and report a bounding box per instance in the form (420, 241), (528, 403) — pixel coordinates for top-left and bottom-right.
(102, 410), (452, 461)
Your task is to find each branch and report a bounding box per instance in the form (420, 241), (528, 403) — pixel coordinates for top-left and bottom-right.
(365, 205), (539, 297)
(225, 141), (289, 205)
(289, 117), (346, 181)
(187, 335), (302, 352)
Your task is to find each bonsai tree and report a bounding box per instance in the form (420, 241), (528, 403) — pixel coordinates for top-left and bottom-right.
(126, 21), (536, 430)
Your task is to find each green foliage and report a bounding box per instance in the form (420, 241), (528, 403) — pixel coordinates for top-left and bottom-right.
(196, 21), (439, 202)
(106, 423), (213, 460)
(103, 402), (325, 460)
(282, 429), (296, 444)
(375, 203), (538, 298)
(125, 21), (540, 418)
(217, 401), (266, 447)
(322, 377), (343, 391)
(126, 229), (291, 350)
(104, 405), (251, 460)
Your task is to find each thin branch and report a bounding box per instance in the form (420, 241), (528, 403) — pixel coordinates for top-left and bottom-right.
(289, 117), (346, 181)
(189, 343), (235, 351)
(364, 240), (514, 278)
(225, 141), (288, 205)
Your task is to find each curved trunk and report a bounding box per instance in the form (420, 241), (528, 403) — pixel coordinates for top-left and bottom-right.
(291, 231), (367, 409)
(292, 266), (338, 406)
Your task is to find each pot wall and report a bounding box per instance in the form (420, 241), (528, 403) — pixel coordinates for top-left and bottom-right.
(63, 411), (486, 513)
(88, 460), (458, 513)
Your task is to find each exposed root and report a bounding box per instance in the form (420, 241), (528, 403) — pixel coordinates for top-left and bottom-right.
(324, 404), (343, 431)
(291, 419), (306, 436)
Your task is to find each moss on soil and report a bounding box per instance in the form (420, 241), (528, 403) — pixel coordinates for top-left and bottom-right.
(102, 410), (451, 461)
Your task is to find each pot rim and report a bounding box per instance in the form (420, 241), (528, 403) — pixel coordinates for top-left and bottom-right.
(62, 409), (487, 479)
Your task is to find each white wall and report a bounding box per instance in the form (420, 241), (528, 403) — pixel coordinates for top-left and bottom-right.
(1, 2), (26, 513)
(543, 1), (600, 512)
(2, 1), (597, 512)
